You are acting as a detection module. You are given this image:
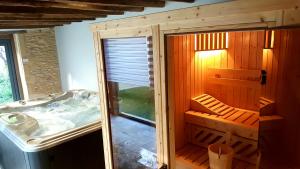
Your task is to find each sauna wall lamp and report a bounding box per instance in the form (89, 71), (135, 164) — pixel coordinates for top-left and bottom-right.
(195, 32), (228, 51)
(264, 30), (275, 49)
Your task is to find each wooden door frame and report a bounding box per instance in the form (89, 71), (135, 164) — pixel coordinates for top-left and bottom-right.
(90, 0), (300, 168)
(93, 21), (282, 169)
(160, 21), (280, 169)
(92, 25), (169, 169)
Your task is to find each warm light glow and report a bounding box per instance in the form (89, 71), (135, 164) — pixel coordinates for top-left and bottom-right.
(221, 33), (224, 48)
(226, 32), (229, 48)
(262, 48), (273, 70)
(208, 33), (211, 50)
(270, 30), (275, 48)
(194, 34), (197, 51)
(195, 50), (224, 58)
(264, 30), (275, 49)
(195, 32), (229, 51)
(212, 33), (215, 49)
(203, 34), (206, 50)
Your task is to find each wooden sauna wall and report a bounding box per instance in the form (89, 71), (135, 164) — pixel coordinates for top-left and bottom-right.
(201, 31), (265, 111)
(168, 29), (300, 155)
(167, 34), (204, 149)
(260, 28), (300, 166)
(261, 29), (298, 101)
(168, 31), (265, 150)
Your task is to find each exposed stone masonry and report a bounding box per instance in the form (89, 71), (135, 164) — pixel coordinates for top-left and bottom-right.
(17, 28), (62, 99)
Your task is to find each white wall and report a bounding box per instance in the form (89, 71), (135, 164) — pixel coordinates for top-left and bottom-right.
(55, 0), (227, 91)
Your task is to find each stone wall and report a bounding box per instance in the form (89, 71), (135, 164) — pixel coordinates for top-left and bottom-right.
(17, 28), (62, 99)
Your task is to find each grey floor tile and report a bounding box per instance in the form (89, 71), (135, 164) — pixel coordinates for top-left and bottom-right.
(110, 116), (157, 169)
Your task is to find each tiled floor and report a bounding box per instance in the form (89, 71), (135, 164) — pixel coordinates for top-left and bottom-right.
(110, 115), (157, 169)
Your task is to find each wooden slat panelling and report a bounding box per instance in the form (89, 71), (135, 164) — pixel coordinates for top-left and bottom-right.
(168, 31), (264, 150)
(169, 29), (300, 166)
(261, 30), (281, 100)
(259, 28), (300, 167)
(202, 31), (264, 111)
(195, 32), (228, 51)
(167, 34), (202, 150)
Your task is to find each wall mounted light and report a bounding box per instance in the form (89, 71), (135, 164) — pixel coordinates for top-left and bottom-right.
(195, 32), (228, 51)
(264, 30), (275, 49)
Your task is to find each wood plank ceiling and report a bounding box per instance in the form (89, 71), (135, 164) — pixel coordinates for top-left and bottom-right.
(0, 0), (194, 29)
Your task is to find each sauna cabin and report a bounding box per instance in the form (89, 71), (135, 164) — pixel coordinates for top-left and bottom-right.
(167, 28), (300, 169)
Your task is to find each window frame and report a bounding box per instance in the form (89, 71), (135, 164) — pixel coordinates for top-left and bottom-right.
(0, 39), (20, 101)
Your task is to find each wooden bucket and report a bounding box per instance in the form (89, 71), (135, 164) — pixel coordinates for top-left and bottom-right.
(208, 143), (234, 169)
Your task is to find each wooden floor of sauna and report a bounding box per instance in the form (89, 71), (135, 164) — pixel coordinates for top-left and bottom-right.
(176, 144), (256, 169)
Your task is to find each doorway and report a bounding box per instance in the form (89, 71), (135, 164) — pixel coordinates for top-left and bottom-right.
(164, 27), (300, 169)
(0, 39), (20, 105)
(103, 36), (157, 169)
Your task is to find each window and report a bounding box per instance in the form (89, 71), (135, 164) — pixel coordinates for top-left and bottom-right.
(0, 39), (20, 105)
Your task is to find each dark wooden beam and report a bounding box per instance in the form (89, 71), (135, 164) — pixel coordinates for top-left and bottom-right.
(0, 25), (60, 29)
(0, 21), (72, 25)
(0, 24), (63, 29)
(0, 0), (171, 28)
(0, 23), (64, 27)
(0, 13), (102, 19)
(166, 0), (195, 2)
(51, 0), (165, 7)
(0, 19), (91, 22)
(0, 6), (124, 15)
(0, 1), (144, 12)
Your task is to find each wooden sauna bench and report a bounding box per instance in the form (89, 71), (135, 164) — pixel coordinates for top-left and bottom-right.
(185, 111), (259, 140)
(188, 94), (259, 140)
(176, 144), (256, 169)
(183, 94), (283, 166)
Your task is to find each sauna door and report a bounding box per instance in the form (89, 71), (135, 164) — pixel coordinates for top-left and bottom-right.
(93, 27), (167, 169)
(103, 36), (158, 169)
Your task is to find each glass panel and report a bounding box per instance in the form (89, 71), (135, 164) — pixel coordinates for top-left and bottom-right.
(104, 37), (157, 169)
(0, 46), (13, 105)
(118, 83), (155, 122)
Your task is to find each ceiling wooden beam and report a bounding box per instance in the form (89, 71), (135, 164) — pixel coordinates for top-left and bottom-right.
(0, 23), (64, 28)
(166, 0), (195, 2)
(0, 21), (72, 25)
(0, 19), (92, 22)
(0, 1), (144, 12)
(0, 13), (102, 19)
(0, 6), (124, 15)
(0, 0), (199, 29)
(51, 0), (166, 7)
(0, 22), (67, 26)
(0, 25), (60, 29)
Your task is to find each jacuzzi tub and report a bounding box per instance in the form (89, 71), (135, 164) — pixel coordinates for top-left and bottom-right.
(0, 90), (105, 169)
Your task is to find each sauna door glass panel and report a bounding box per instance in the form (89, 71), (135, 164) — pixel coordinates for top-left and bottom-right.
(103, 37), (157, 169)
(0, 39), (20, 105)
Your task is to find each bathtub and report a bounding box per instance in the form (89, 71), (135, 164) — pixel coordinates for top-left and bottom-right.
(0, 90), (105, 169)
